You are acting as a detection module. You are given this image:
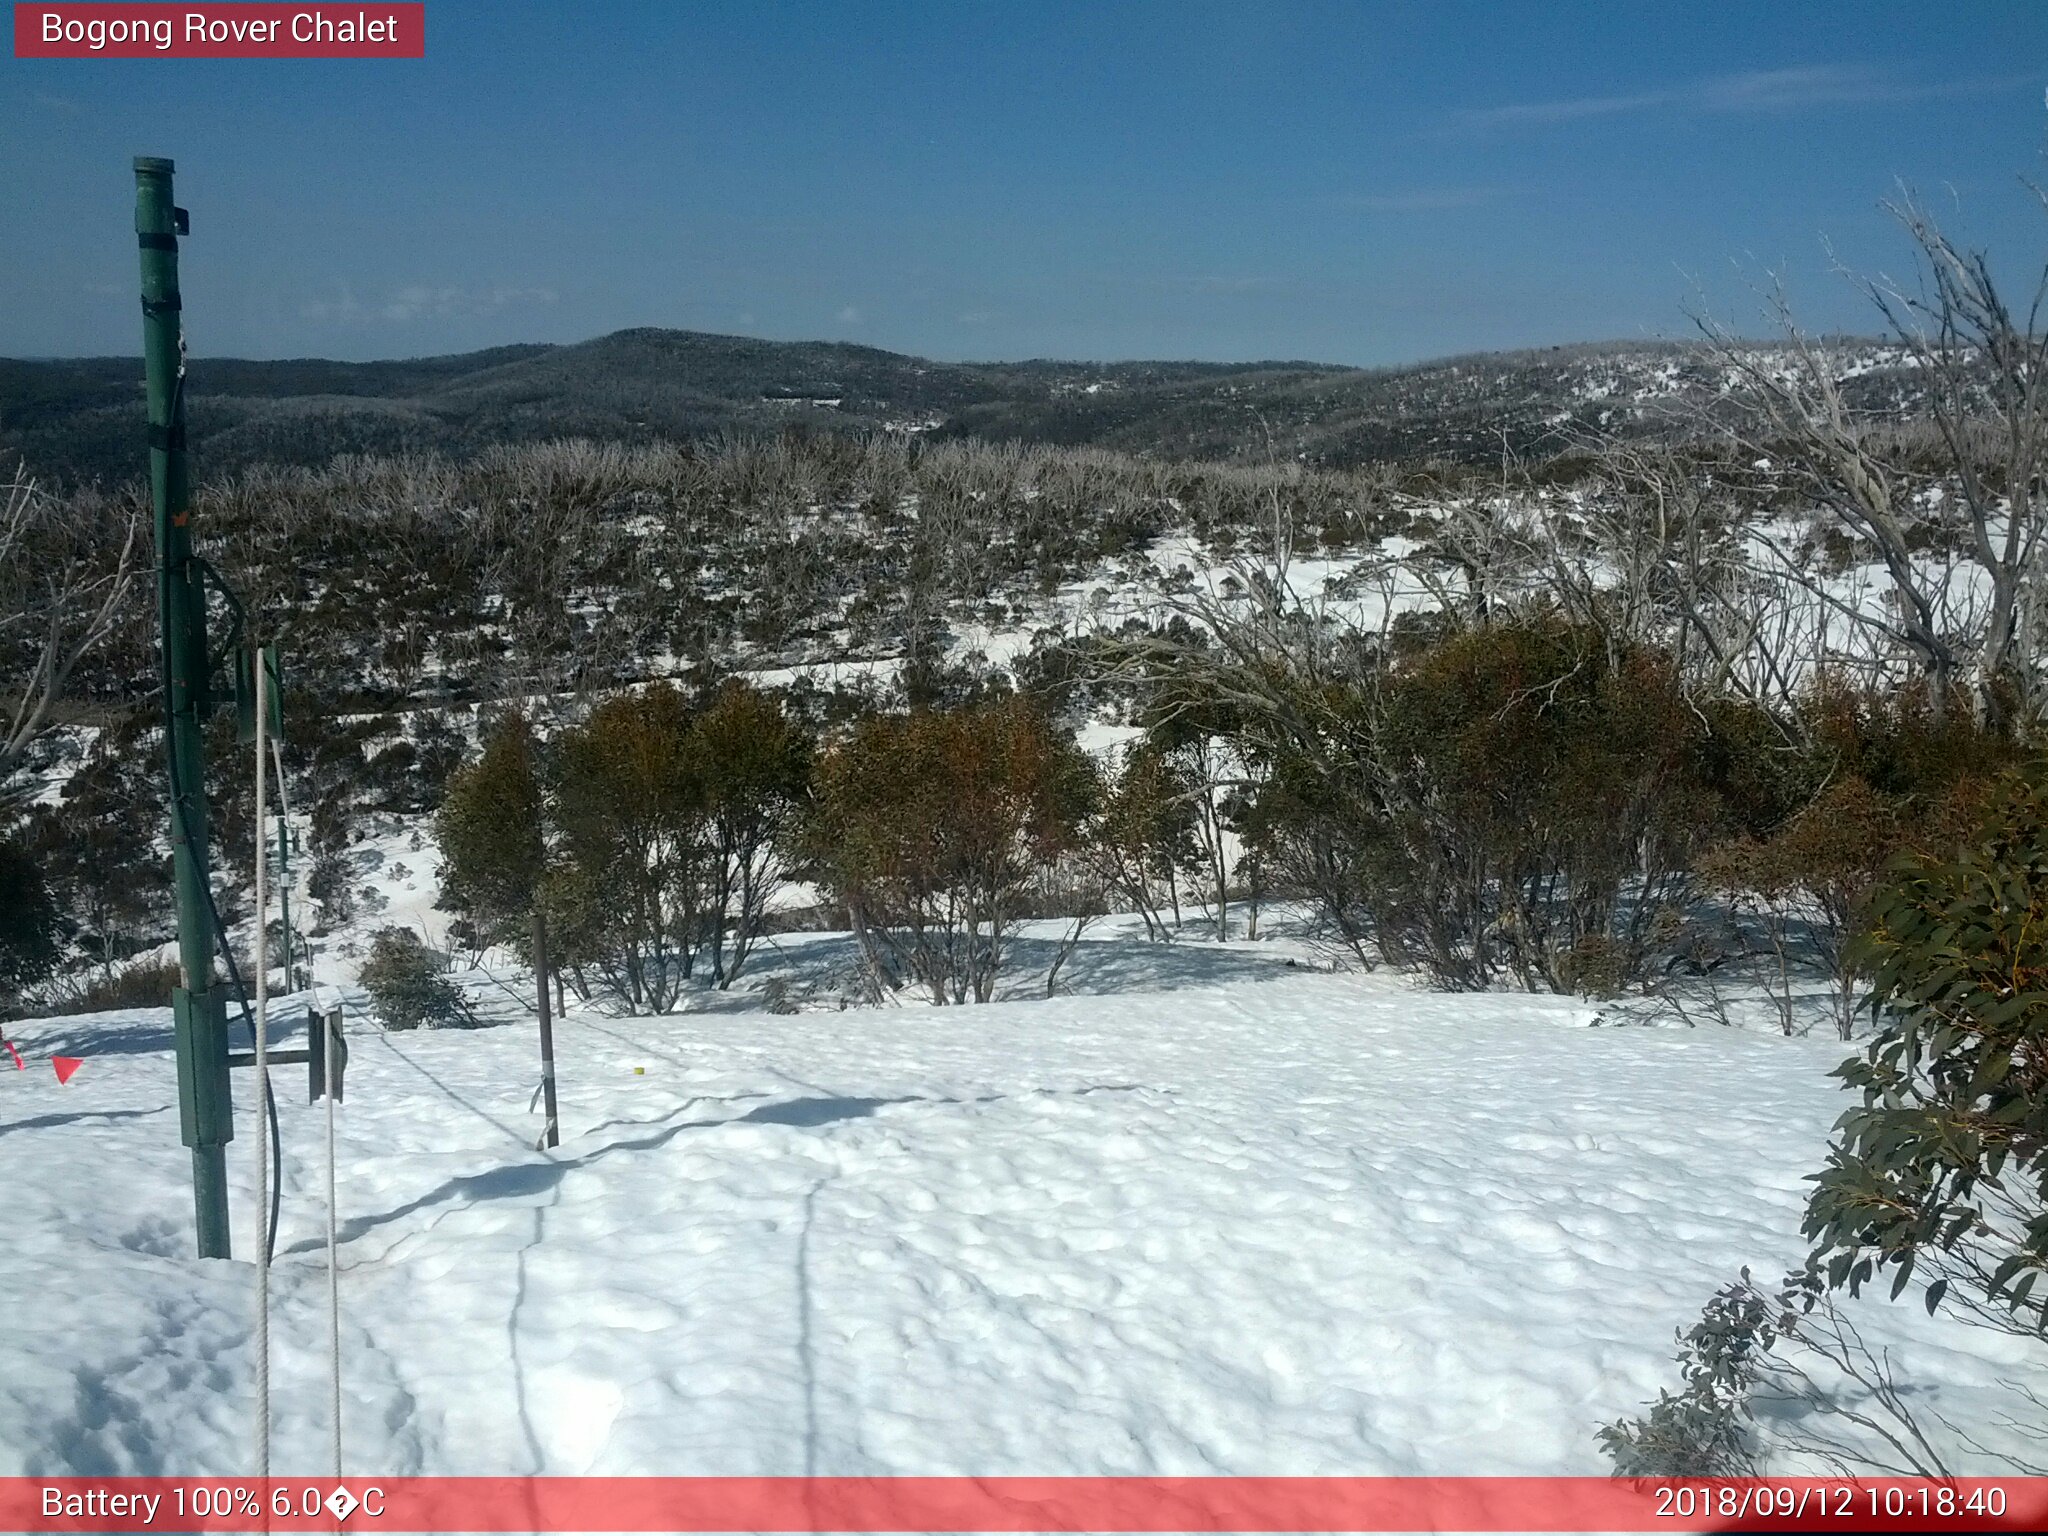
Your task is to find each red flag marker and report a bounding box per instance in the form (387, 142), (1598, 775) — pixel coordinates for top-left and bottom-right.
(1, 1038), (21, 1071)
(52, 1057), (82, 1085)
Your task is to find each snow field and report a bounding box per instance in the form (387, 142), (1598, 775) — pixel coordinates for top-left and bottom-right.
(0, 971), (2031, 1479)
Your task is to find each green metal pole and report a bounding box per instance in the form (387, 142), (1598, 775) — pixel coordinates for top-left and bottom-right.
(137, 156), (234, 1260)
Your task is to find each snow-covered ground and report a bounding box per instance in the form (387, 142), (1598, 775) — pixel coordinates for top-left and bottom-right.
(10, 464), (2030, 1485)
(1, 950), (2032, 1478)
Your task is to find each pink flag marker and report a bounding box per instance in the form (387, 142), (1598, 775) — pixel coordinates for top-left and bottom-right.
(52, 1057), (83, 1086)
(1, 1038), (22, 1071)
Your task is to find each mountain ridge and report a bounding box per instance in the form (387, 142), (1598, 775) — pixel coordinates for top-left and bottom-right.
(0, 326), (1897, 485)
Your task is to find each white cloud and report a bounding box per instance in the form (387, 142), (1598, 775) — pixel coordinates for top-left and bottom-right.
(1330, 187), (1500, 213)
(837, 305), (863, 325)
(1445, 64), (2031, 134)
(1180, 275), (1285, 295)
(301, 283), (556, 325)
(300, 284), (363, 323)
(380, 285), (459, 322)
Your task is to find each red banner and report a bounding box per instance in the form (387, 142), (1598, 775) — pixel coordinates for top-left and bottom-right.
(3, 1476), (2045, 1533)
(13, 4), (424, 58)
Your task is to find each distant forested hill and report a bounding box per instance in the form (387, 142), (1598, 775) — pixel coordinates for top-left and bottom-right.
(2, 327), (1919, 485)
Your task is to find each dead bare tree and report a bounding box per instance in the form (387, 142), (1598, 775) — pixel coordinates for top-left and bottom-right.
(468, 440), (656, 716)
(1695, 192), (2048, 730)
(0, 469), (142, 790)
(1865, 191), (2048, 727)
(1552, 442), (1823, 734)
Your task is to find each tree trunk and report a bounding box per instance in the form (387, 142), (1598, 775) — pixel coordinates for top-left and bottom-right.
(1208, 792), (1228, 942)
(532, 907), (560, 1150)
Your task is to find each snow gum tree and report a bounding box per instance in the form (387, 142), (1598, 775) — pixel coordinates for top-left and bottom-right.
(1699, 196), (2048, 735)
(810, 698), (1094, 1005)
(1, 469), (142, 788)
(1260, 618), (1723, 992)
(549, 682), (706, 1014)
(437, 710), (550, 950)
(435, 708), (564, 1142)
(1085, 741), (1196, 941)
(693, 679), (812, 990)
(1145, 698), (1249, 943)
(0, 468), (142, 1008)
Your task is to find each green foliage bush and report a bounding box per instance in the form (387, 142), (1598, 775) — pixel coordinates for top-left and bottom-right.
(694, 680), (812, 988)
(436, 686), (811, 1012)
(358, 926), (472, 1030)
(1606, 768), (2048, 1478)
(550, 683), (707, 1012)
(44, 956), (181, 1016)
(1597, 1271), (1783, 1475)
(0, 833), (63, 1007)
(809, 698), (1094, 1004)
(1262, 618), (1728, 991)
(436, 711), (547, 947)
(1087, 742), (1197, 941)
(1805, 768), (2048, 1328)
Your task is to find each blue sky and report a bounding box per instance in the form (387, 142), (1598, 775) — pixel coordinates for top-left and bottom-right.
(5, 0), (2046, 364)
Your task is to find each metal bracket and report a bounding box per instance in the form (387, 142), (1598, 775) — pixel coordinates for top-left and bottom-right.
(228, 1007), (346, 1103)
(199, 558), (246, 667)
(310, 1007), (347, 1103)
(172, 986), (234, 1149)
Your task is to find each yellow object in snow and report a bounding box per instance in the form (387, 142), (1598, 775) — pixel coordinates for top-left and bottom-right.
(634, 1067), (645, 1075)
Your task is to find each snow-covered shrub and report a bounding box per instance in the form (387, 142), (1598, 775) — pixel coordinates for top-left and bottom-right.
(358, 926), (471, 1030)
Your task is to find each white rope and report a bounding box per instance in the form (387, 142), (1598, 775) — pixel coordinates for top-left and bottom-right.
(251, 655), (272, 1480)
(268, 729), (343, 1479)
(325, 998), (342, 1478)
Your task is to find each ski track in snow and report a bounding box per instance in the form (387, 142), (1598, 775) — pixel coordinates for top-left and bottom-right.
(0, 973), (2031, 1477)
